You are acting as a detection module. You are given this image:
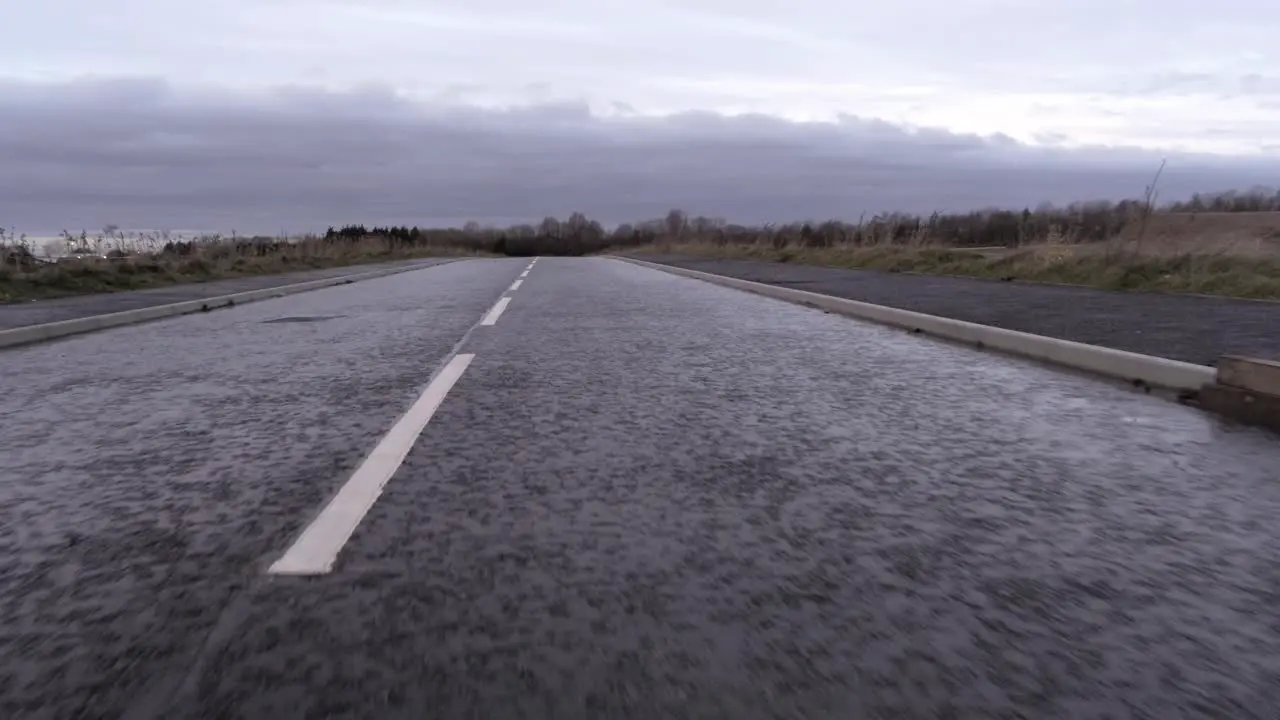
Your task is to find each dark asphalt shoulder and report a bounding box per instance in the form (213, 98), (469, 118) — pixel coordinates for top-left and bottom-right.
(638, 254), (1280, 366)
(0, 258), (449, 331)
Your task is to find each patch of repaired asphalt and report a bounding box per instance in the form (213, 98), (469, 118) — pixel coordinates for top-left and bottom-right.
(260, 315), (348, 323)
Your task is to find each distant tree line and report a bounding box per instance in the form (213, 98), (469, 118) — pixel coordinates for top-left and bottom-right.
(316, 198), (1174, 255)
(324, 225), (423, 242)
(322, 213), (660, 256)
(1164, 188), (1280, 213)
(9, 187), (1278, 267)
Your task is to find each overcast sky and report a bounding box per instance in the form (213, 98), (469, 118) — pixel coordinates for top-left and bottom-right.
(2, 0), (1278, 233)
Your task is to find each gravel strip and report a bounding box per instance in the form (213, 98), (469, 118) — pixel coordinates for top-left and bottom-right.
(0, 258), (451, 330)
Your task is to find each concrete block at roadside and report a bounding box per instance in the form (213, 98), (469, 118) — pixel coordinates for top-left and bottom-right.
(1217, 356), (1280, 396)
(1198, 382), (1280, 434)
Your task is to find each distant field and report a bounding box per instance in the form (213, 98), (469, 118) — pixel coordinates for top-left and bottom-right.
(1114, 211), (1280, 255)
(4, 207), (1280, 301)
(942, 213), (1280, 260)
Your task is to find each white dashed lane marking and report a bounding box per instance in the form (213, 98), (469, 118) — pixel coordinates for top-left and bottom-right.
(268, 352), (476, 575)
(480, 296), (512, 326)
(268, 260), (536, 574)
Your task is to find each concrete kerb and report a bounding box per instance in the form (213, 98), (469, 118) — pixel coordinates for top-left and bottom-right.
(0, 259), (464, 351)
(614, 256), (1216, 394)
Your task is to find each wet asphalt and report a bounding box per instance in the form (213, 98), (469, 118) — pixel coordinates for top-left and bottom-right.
(2, 257), (1280, 719)
(636, 254), (1280, 366)
(0, 258), (449, 330)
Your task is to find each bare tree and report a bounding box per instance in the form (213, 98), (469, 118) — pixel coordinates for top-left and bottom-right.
(664, 209), (687, 238)
(538, 216), (561, 237)
(1136, 158), (1167, 253)
(565, 212), (591, 234)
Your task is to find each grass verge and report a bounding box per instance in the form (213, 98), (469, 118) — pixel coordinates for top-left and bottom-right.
(0, 239), (487, 303)
(624, 240), (1280, 300)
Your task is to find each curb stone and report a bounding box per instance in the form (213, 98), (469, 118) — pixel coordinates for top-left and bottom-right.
(613, 255), (1215, 393)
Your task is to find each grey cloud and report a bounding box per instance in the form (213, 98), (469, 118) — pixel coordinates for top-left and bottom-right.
(1240, 74), (1280, 96)
(1, 78), (1277, 234)
(4, 1), (1279, 163)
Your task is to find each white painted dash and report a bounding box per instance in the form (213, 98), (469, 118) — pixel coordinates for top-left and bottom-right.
(481, 296), (512, 326)
(509, 279), (523, 291)
(268, 353), (475, 575)
(520, 270), (530, 278)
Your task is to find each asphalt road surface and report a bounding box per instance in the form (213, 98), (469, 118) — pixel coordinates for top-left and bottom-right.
(2, 257), (1279, 720)
(636, 254), (1280, 366)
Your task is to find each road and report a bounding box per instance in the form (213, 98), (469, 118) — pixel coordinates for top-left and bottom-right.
(2, 257), (1279, 719)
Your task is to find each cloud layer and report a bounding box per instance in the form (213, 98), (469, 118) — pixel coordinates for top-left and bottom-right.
(4, 0), (1279, 153)
(2, 78), (1277, 234)
(2, 1), (1278, 232)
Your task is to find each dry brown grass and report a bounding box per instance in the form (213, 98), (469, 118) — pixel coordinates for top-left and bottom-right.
(625, 212), (1280, 300)
(7, 209), (1280, 301)
(1114, 211), (1280, 256)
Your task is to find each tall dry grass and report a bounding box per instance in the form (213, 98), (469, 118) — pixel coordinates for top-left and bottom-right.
(0, 230), (489, 302)
(5, 194), (1280, 301)
(627, 213), (1280, 299)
